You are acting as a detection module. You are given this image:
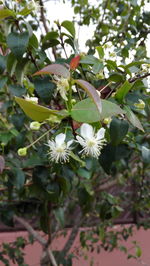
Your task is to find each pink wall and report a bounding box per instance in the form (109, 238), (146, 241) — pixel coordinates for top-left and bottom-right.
(0, 226), (150, 266)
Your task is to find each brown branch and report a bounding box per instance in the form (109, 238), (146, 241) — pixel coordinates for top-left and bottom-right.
(13, 215), (58, 266)
(129, 72), (150, 83)
(61, 211), (82, 257)
(39, 0), (57, 60)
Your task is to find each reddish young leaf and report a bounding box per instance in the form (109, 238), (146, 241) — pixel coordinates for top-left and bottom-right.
(70, 55), (80, 70)
(74, 79), (102, 114)
(33, 64), (70, 78)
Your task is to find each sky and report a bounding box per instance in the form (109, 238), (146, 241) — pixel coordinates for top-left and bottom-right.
(44, 0), (150, 59)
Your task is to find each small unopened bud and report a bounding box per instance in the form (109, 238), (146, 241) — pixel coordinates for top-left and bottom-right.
(30, 121), (41, 130)
(47, 115), (61, 124)
(134, 99), (145, 110)
(103, 117), (112, 125)
(18, 147), (27, 157)
(71, 99), (76, 105)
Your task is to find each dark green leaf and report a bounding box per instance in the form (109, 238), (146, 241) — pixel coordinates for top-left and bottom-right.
(0, 55), (6, 74)
(124, 105), (144, 131)
(7, 32), (29, 59)
(34, 77), (56, 104)
(110, 118), (129, 145)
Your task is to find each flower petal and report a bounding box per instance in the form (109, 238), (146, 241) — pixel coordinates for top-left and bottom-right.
(67, 139), (74, 148)
(96, 127), (105, 140)
(80, 123), (94, 139)
(76, 135), (85, 146)
(55, 133), (66, 146)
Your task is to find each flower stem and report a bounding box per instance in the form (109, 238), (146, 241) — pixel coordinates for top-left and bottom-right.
(26, 128), (52, 149)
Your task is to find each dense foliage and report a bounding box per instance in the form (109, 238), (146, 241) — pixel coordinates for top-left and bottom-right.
(0, 0), (150, 265)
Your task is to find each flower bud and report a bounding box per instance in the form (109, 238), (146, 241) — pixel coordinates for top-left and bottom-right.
(47, 115), (61, 124)
(18, 147), (27, 157)
(30, 121), (41, 131)
(71, 99), (76, 105)
(103, 117), (112, 125)
(134, 99), (145, 110)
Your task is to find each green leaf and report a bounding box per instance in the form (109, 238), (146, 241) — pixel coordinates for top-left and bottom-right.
(110, 118), (129, 145)
(0, 76), (7, 89)
(141, 146), (150, 164)
(80, 55), (99, 65)
(15, 58), (29, 85)
(92, 61), (103, 74)
(18, 7), (32, 16)
(0, 54), (6, 74)
(109, 73), (124, 82)
(0, 8), (16, 19)
(7, 32), (29, 59)
(11, 168), (25, 189)
(115, 81), (133, 103)
(29, 34), (39, 49)
(96, 46), (104, 58)
(7, 52), (17, 76)
(34, 77), (56, 104)
(61, 20), (75, 37)
(74, 79), (102, 114)
(33, 63), (70, 78)
(15, 97), (68, 122)
(54, 208), (65, 228)
(70, 152), (85, 167)
(77, 168), (91, 179)
(71, 98), (125, 123)
(9, 85), (26, 97)
(123, 105), (144, 131)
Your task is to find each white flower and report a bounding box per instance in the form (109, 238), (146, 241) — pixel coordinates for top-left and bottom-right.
(28, 0), (40, 13)
(54, 76), (69, 101)
(47, 133), (73, 163)
(54, 76), (76, 101)
(76, 123), (106, 158)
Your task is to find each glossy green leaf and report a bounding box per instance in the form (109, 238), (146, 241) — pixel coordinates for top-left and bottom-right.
(74, 79), (102, 113)
(0, 55), (6, 74)
(115, 81), (133, 103)
(34, 77), (56, 104)
(15, 97), (68, 122)
(29, 34), (39, 49)
(33, 63), (70, 78)
(0, 8), (16, 19)
(124, 105), (144, 131)
(141, 146), (150, 164)
(110, 118), (129, 145)
(71, 98), (125, 123)
(7, 52), (17, 76)
(9, 85), (26, 97)
(61, 20), (75, 37)
(7, 32), (29, 59)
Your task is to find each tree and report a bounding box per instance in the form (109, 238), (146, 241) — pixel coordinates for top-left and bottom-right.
(0, 0), (150, 265)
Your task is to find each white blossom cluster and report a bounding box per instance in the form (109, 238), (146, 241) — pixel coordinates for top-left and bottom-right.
(46, 123), (106, 163)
